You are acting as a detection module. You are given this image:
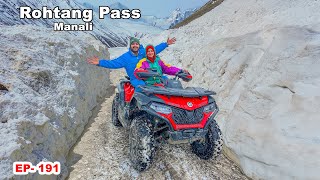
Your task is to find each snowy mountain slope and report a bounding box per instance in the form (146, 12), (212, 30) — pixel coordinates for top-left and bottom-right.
(139, 8), (197, 29)
(109, 2), (129, 10)
(0, 25), (111, 179)
(0, 0), (127, 47)
(81, 1), (197, 30)
(140, 0), (320, 179)
(80, 1), (163, 37)
(138, 15), (169, 29)
(168, 8), (197, 28)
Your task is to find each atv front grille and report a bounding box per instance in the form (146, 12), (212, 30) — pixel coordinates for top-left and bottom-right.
(171, 107), (204, 124)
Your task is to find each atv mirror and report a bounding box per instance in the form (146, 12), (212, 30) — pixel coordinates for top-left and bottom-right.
(176, 70), (192, 82)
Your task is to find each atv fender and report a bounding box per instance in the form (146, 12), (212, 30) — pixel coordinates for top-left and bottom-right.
(117, 79), (134, 106)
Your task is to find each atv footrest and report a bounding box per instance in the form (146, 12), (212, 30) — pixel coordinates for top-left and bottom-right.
(168, 129), (208, 144)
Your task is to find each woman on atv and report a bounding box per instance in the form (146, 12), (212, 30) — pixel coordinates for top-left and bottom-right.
(134, 44), (189, 87)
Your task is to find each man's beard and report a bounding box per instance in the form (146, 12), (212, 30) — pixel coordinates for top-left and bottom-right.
(131, 48), (139, 54)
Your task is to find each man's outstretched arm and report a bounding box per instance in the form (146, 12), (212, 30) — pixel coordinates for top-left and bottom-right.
(147, 37), (176, 55)
(87, 54), (126, 69)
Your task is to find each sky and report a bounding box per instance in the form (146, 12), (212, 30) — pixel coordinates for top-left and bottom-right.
(77, 0), (209, 18)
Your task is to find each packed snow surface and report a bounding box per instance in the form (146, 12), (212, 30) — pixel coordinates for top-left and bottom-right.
(0, 25), (111, 179)
(139, 0), (320, 179)
(1, 0), (320, 179)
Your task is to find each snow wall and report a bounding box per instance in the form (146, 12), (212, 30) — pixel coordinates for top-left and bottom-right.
(0, 25), (111, 179)
(142, 0), (320, 179)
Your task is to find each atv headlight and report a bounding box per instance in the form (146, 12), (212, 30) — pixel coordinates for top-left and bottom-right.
(203, 103), (217, 113)
(150, 103), (172, 114)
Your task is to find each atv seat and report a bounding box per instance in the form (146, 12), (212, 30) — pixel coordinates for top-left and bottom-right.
(139, 86), (216, 97)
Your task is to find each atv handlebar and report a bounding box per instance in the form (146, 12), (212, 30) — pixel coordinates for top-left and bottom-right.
(135, 68), (192, 83)
(135, 68), (162, 80)
(175, 70), (192, 82)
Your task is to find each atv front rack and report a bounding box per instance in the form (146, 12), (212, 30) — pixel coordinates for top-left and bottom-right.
(139, 86), (216, 97)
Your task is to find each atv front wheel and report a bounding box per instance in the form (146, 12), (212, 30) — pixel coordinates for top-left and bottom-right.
(111, 93), (122, 127)
(129, 114), (155, 171)
(191, 119), (223, 160)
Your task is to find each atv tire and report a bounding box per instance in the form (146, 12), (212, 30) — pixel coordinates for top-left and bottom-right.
(112, 93), (122, 127)
(129, 114), (155, 171)
(191, 119), (223, 160)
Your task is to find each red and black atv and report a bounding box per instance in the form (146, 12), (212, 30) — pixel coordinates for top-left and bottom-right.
(112, 69), (223, 171)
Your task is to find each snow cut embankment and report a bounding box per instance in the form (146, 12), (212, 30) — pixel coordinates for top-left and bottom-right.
(0, 25), (111, 179)
(141, 0), (320, 179)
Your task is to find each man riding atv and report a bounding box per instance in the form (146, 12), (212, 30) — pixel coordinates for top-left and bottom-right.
(88, 39), (223, 172)
(110, 45), (223, 171)
(87, 37), (176, 88)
